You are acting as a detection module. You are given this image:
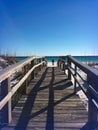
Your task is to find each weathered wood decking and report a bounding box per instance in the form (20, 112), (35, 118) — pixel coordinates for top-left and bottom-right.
(1, 67), (88, 130)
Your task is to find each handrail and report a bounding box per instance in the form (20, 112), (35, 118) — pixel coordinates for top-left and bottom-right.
(88, 86), (98, 104)
(67, 64), (87, 95)
(58, 55), (98, 129)
(0, 56), (46, 124)
(0, 56), (45, 82)
(0, 61), (45, 110)
(67, 63), (85, 81)
(67, 55), (98, 81)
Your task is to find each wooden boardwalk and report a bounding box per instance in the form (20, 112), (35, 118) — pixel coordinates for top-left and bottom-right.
(1, 67), (88, 130)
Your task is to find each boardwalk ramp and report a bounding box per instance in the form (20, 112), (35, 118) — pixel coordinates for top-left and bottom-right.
(1, 67), (88, 130)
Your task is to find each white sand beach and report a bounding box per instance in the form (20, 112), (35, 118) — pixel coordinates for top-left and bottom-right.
(47, 61), (57, 67)
(71, 69), (88, 111)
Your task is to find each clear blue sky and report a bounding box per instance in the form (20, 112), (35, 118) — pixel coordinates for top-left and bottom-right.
(0, 0), (98, 56)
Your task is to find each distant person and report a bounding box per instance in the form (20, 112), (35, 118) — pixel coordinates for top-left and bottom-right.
(52, 59), (54, 65)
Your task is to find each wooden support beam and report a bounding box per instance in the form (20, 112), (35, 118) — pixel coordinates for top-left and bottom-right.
(0, 78), (11, 124)
(31, 60), (34, 80)
(37, 59), (41, 71)
(42, 58), (46, 67)
(88, 95), (98, 129)
(22, 64), (30, 95)
(67, 58), (71, 80)
(74, 65), (77, 93)
(87, 73), (98, 128)
(57, 60), (59, 67)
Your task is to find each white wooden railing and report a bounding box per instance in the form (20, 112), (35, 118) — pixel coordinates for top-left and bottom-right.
(0, 56), (47, 124)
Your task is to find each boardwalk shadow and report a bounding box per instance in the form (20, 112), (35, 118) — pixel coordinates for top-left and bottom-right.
(29, 67), (74, 130)
(80, 122), (98, 130)
(13, 67), (74, 130)
(14, 68), (48, 130)
(46, 67), (54, 130)
(54, 80), (73, 90)
(1, 67), (89, 130)
(38, 77), (72, 92)
(45, 66), (74, 130)
(53, 79), (69, 85)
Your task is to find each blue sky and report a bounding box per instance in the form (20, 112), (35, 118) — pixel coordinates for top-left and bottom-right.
(0, 0), (98, 56)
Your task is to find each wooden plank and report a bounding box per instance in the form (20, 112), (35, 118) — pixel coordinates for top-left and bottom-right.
(1, 67), (88, 130)
(0, 61), (46, 110)
(0, 77), (12, 124)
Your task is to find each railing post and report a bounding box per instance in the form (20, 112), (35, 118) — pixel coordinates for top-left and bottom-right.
(42, 58), (44, 67)
(39, 59), (41, 71)
(67, 57), (71, 80)
(74, 65), (77, 93)
(62, 62), (64, 71)
(42, 58), (46, 67)
(57, 60), (59, 67)
(22, 65), (28, 94)
(0, 77), (12, 124)
(60, 60), (61, 69)
(88, 91), (98, 129)
(87, 74), (98, 129)
(62, 62), (66, 74)
(37, 59), (40, 71)
(31, 60), (34, 79)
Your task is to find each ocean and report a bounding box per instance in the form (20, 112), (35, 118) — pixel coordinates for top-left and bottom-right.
(16, 56), (98, 63)
(16, 56), (28, 61)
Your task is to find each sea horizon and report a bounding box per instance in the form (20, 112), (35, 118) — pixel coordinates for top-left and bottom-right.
(15, 55), (98, 63)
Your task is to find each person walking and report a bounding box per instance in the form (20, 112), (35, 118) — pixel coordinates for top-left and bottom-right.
(52, 59), (54, 65)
